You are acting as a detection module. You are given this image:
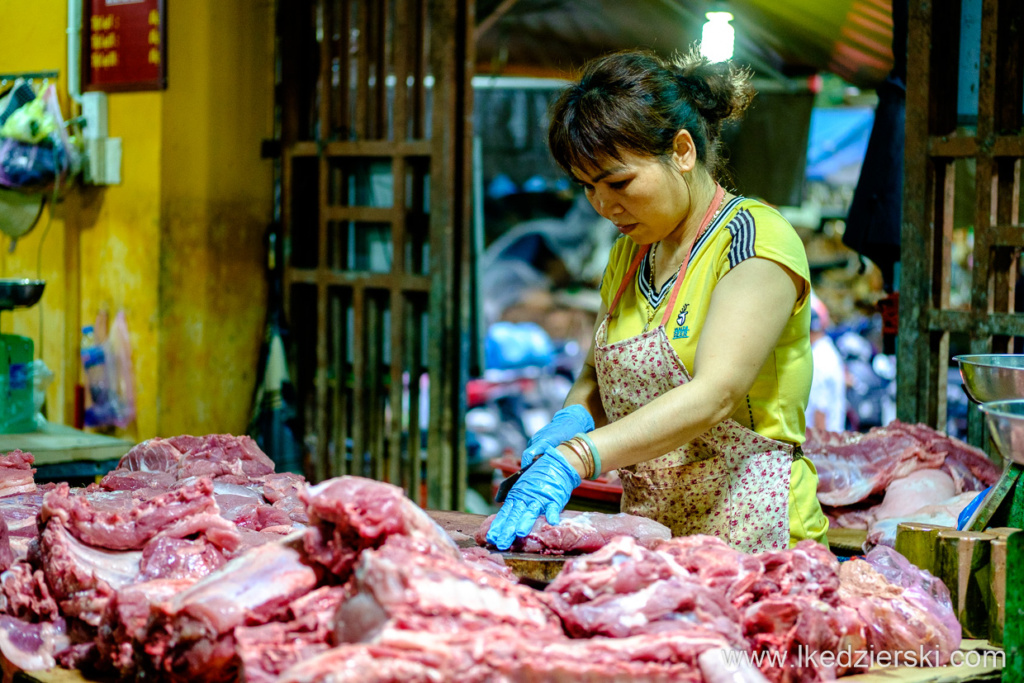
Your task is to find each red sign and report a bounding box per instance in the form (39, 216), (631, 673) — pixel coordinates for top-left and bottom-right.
(82, 0), (166, 92)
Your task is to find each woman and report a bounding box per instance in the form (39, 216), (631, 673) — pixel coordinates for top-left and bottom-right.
(487, 48), (829, 554)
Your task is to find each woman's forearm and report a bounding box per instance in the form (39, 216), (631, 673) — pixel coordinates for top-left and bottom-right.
(563, 362), (609, 428)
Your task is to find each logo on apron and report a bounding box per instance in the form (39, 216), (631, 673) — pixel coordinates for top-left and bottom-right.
(673, 303), (690, 339)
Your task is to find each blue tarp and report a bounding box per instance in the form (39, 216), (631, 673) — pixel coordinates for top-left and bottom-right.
(805, 107), (874, 185)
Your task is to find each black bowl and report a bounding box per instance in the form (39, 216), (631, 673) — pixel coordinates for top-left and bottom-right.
(0, 279), (45, 310)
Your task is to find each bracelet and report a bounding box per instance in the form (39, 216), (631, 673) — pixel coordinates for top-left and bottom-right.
(561, 438), (592, 480)
(569, 436), (595, 481)
(575, 432), (602, 480)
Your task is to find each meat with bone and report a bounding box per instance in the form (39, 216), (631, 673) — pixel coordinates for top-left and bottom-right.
(94, 578), (194, 677)
(40, 478), (220, 550)
(280, 625), (730, 683)
(0, 518), (12, 573)
(301, 476), (459, 578)
(334, 535), (562, 644)
(141, 539), (319, 682)
(805, 421), (999, 507)
(235, 585), (347, 683)
(38, 518), (142, 626)
(699, 648), (771, 683)
(0, 450), (35, 498)
(0, 489), (47, 540)
(475, 510), (671, 554)
(0, 615), (69, 672)
(544, 534), (955, 682)
(0, 561), (59, 621)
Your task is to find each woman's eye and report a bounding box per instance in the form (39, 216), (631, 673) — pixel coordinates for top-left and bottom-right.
(608, 179), (629, 190)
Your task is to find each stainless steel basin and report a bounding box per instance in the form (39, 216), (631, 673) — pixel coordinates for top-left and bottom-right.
(954, 354), (1024, 404)
(980, 400), (1024, 466)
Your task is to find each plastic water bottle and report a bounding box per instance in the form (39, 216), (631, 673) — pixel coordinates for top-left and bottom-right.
(81, 326), (113, 423)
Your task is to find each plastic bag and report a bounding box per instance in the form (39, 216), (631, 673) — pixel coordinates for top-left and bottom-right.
(82, 310), (136, 429)
(0, 96), (56, 143)
(0, 84), (76, 193)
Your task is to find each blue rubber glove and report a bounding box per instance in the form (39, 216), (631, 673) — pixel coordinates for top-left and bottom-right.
(486, 444), (582, 551)
(957, 486), (992, 530)
(521, 404), (594, 468)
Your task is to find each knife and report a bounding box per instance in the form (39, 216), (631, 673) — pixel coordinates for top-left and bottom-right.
(495, 459), (534, 503)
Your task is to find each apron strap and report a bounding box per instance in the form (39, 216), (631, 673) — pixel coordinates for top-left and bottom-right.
(607, 243), (651, 315)
(660, 184), (725, 327)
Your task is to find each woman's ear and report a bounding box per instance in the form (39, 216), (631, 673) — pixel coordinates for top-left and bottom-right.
(671, 130), (697, 173)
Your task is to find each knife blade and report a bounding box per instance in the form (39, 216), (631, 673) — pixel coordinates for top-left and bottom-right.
(495, 460), (533, 503)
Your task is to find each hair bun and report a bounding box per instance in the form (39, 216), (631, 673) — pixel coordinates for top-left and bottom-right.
(671, 46), (754, 130)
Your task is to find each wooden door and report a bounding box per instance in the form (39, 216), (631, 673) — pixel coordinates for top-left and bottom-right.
(278, 0), (473, 508)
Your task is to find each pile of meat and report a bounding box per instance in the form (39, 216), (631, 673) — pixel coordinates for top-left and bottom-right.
(805, 421), (1001, 548)
(0, 435), (963, 682)
(475, 509), (672, 554)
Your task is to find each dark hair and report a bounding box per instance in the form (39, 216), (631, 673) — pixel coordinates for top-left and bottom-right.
(548, 47), (754, 180)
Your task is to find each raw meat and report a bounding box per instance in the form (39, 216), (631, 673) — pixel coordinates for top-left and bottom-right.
(0, 489), (47, 539)
(459, 546), (518, 582)
(475, 509), (671, 554)
(334, 535), (562, 644)
(116, 438), (184, 473)
(235, 585), (347, 683)
(95, 578), (194, 676)
(699, 648), (771, 683)
(0, 615), (68, 672)
(142, 540), (319, 682)
(870, 470), (957, 522)
(839, 546), (961, 664)
(0, 518), (12, 572)
(41, 478), (219, 550)
(96, 468), (176, 492)
(138, 535), (229, 581)
(806, 421), (999, 506)
(0, 450), (35, 497)
(301, 476), (459, 578)
(280, 624), (733, 683)
(865, 492), (976, 549)
(38, 518), (142, 625)
(0, 562), (59, 621)
(544, 534), (955, 682)
(116, 434), (276, 481)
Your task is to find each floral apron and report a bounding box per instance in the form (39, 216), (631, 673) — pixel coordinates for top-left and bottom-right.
(594, 185), (794, 553)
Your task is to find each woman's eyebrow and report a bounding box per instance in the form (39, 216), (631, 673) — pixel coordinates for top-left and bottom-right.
(585, 167), (625, 183)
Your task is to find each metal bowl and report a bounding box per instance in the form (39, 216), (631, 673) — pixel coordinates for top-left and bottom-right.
(0, 279), (45, 310)
(980, 400), (1024, 465)
(954, 354), (1024, 404)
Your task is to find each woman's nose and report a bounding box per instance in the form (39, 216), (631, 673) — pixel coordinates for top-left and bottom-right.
(592, 188), (620, 217)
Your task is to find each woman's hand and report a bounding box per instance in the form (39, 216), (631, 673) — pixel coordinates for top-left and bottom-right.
(485, 445), (582, 551)
(521, 404), (594, 467)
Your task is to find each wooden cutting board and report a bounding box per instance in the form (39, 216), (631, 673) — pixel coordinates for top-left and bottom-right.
(427, 509), (568, 584)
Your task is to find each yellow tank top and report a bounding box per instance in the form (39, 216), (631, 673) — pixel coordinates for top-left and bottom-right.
(599, 196), (813, 445)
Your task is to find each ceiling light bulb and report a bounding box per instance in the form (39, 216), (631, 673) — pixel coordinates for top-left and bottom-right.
(700, 11), (735, 63)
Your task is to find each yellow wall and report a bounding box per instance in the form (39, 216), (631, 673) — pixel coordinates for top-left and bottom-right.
(0, 0), (273, 440)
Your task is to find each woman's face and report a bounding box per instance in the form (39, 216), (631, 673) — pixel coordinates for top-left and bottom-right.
(574, 149), (690, 245)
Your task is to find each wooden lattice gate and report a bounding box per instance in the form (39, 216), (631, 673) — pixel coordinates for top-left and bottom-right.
(277, 0), (473, 508)
(901, 0), (1024, 450)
